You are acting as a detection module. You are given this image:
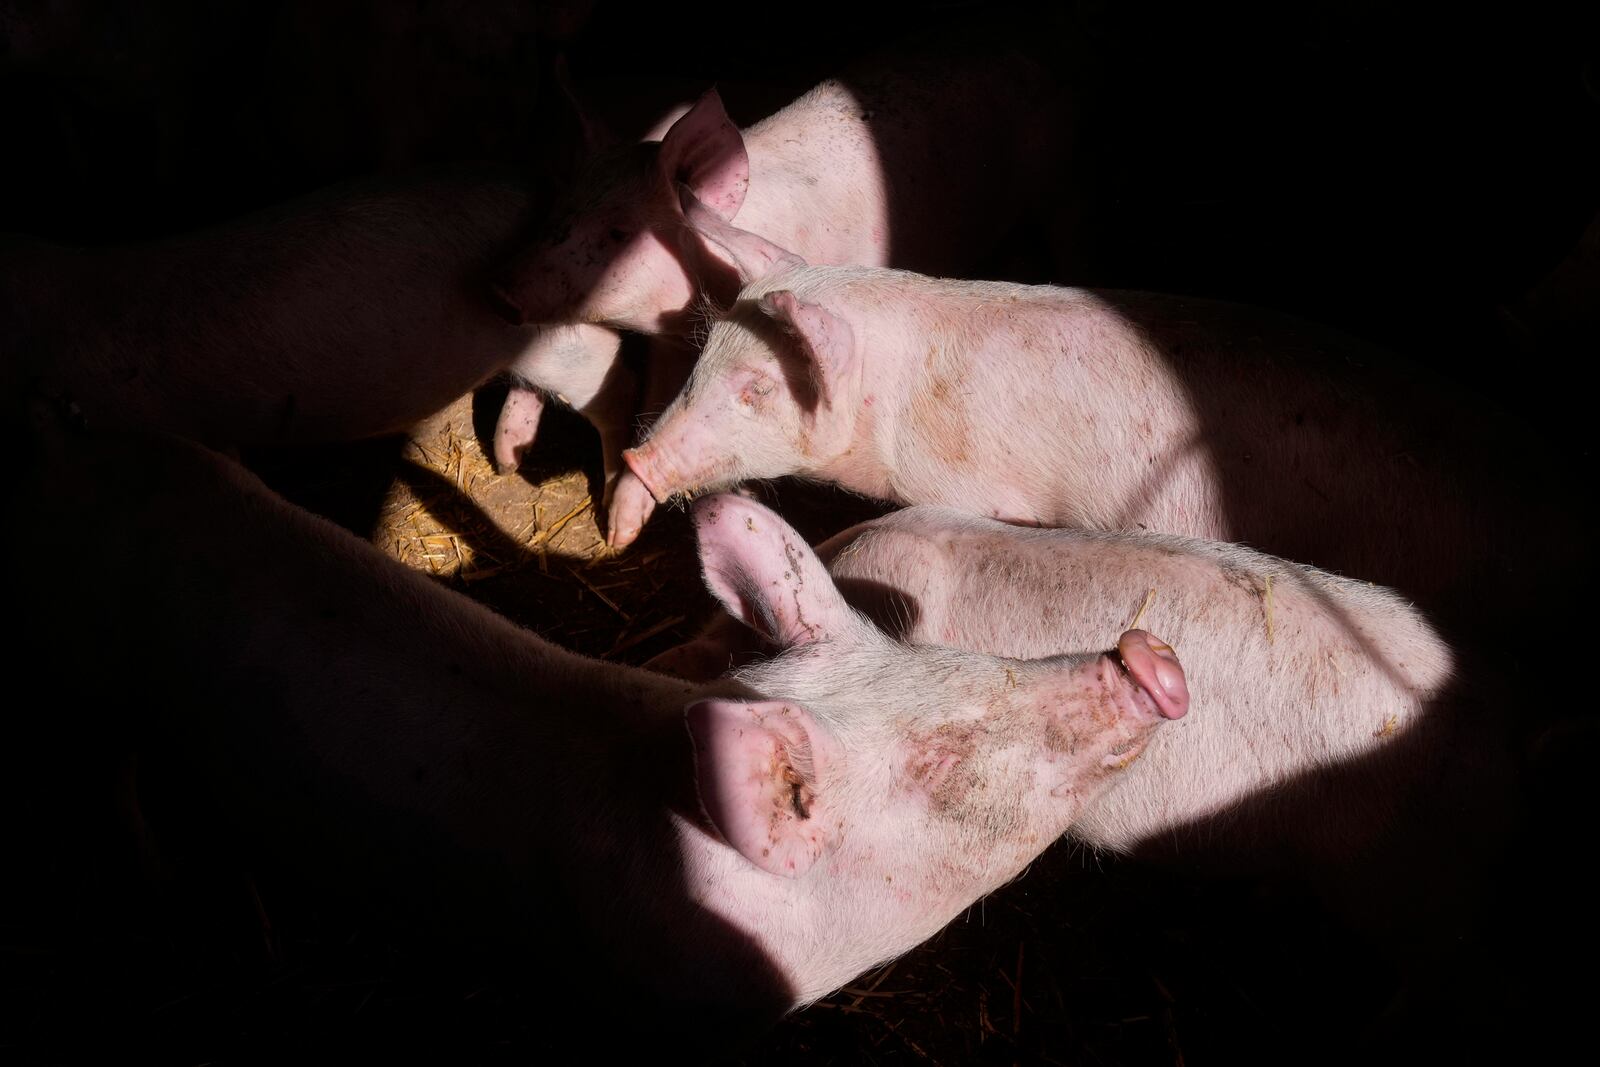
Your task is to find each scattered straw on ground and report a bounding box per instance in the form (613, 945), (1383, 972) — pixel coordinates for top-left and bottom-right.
(358, 391), (708, 662)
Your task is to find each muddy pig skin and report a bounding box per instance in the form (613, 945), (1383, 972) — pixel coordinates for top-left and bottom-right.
(19, 416), (1182, 1047)
(1, 167), (548, 447)
(489, 16), (1071, 544)
(622, 197), (1575, 626)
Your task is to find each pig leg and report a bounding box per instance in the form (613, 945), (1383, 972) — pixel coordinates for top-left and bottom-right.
(606, 468), (657, 548)
(492, 385), (547, 473)
(584, 374), (639, 502)
(607, 336), (697, 548)
(493, 323), (635, 494)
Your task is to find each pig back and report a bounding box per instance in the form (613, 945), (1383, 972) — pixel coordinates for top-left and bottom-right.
(747, 9), (1074, 279)
(817, 509), (1494, 869)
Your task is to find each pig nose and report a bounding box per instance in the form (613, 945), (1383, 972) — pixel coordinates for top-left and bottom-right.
(622, 445), (672, 504)
(1117, 629), (1188, 719)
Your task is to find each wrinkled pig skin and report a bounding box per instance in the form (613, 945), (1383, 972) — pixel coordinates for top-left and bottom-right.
(625, 221), (1576, 626)
(490, 14), (1071, 545)
(18, 415), (1182, 1048)
(2, 167), (545, 447)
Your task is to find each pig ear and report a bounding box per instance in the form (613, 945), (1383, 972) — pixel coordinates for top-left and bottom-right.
(657, 89), (750, 221)
(757, 291), (857, 410)
(642, 101), (694, 142)
(686, 698), (839, 877)
(679, 185), (807, 286)
(691, 493), (856, 648)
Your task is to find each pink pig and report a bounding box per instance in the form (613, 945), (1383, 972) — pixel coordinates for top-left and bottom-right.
(816, 508), (1466, 859)
(22, 415), (1183, 1043)
(620, 192), (1574, 622)
(647, 505), (1513, 1041)
(649, 505), (1467, 856)
(489, 21), (1070, 545)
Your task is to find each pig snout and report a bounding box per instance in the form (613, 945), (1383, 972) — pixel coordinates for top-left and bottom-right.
(1115, 629), (1189, 720)
(623, 439), (714, 505)
(988, 631), (1189, 806)
(624, 416), (743, 505)
(621, 444), (673, 504)
(1055, 630), (1187, 774)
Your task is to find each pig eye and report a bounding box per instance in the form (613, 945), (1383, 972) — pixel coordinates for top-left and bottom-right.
(738, 376), (776, 408)
(608, 228), (631, 243)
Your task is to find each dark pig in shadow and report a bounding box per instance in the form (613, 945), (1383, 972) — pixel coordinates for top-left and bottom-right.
(2, 167), (553, 449)
(16, 415), (1184, 1053)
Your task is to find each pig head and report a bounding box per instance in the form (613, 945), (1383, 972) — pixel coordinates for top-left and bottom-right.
(617, 191), (861, 530)
(682, 494), (1187, 1001)
(493, 90), (749, 332)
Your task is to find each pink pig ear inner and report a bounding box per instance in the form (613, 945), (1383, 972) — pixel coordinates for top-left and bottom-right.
(657, 89), (751, 222)
(757, 291), (857, 410)
(692, 493), (856, 649)
(679, 184), (807, 286)
(686, 698), (837, 878)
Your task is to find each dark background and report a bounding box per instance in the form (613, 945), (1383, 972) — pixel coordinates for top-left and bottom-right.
(3, 1), (1596, 1063)
(5, 0), (1596, 433)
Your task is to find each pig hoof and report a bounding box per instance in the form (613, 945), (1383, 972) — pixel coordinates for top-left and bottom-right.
(493, 444), (525, 476)
(606, 471), (658, 549)
(493, 387), (546, 474)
